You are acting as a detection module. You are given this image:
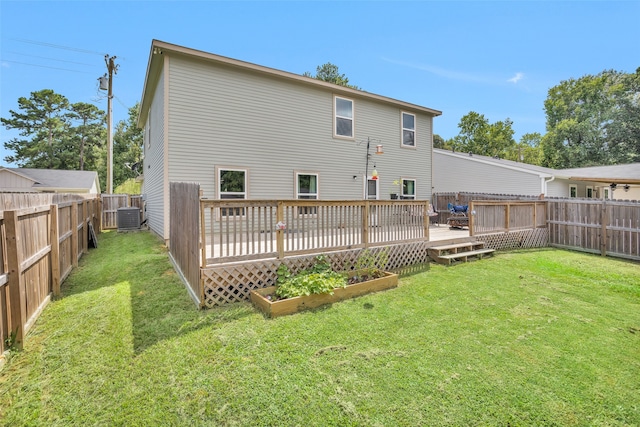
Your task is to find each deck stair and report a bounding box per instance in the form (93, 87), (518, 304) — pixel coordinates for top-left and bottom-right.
(428, 241), (495, 265)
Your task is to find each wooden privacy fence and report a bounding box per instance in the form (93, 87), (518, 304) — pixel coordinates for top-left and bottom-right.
(0, 197), (99, 355)
(432, 192), (540, 226)
(169, 183), (201, 304)
(201, 199), (430, 265)
(101, 194), (144, 229)
(548, 198), (640, 261)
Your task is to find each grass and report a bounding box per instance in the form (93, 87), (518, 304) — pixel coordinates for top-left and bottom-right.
(114, 178), (141, 195)
(1, 231), (639, 426)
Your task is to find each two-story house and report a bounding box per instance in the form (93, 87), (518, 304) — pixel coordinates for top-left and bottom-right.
(138, 40), (441, 240)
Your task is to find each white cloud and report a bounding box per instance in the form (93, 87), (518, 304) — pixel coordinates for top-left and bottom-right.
(508, 72), (524, 83)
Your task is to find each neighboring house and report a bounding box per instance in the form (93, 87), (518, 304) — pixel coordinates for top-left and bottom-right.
(137, 40), (442, 240)
(433, 149), (640, 200)
(0, 168), (101, 194)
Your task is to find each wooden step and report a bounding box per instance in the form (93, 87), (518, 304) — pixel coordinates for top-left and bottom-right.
(428, 241), (486, 259)
(434, 248), (496, 265)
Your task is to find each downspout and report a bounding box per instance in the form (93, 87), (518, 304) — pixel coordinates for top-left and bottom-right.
(542, 175), (555, 197)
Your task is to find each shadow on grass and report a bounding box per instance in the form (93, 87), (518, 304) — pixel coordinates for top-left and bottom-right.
(62, 230), (254, 354)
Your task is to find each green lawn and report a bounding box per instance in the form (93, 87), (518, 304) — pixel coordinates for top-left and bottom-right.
(1, 231), (639, 426)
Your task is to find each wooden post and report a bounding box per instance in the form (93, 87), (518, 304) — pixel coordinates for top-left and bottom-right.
(50, 205), (61, 297)
(600, 199), (608, 257)
(505, 202), (510, 232)
(276, 201), (284, 260)
(97, 196), (103, 232)
(82, 201), (89, 254)
(71, 202), (78, 267)
(362, 201), (370, 248)
(424, 200), (430, 241)
(4, 210), (25, 349)
(469, 201), (475, 236)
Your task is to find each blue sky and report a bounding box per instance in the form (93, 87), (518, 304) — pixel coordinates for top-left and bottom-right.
(1, 1), (638, 167)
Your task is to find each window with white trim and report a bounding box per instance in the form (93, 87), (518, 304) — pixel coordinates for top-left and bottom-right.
(218, 168), (247, 216)
(296, 172), (318, 215)
(334, 96), (354, 138)
(569, 184), (577, 198)
(401, 112), (416, 147)
(402, 178), (416, 200)
(586, 186), (594, 198)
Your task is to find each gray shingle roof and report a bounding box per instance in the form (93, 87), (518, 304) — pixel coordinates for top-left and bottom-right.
(3, 168), (100, 191)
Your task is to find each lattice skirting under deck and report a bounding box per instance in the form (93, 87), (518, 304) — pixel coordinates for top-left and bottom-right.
(201, 241), (431, 307)
(477, 228), (549, 251)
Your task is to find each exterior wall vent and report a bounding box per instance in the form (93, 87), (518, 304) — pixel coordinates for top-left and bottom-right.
(117, 207), (141, 231)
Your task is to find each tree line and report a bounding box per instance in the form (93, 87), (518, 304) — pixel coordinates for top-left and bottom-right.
(435, 68), (640, 168)
(1, 89), (142, 191)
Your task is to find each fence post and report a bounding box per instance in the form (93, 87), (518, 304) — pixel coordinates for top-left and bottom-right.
(71, 202), (78, 267)
(4, 210), (25, 350)
(50, 205), (61, 297)
(505, 202), (510, 232)
(600, 199), (608, 257)
(276, 201), (284, 260)
(82, 201), (89, 254)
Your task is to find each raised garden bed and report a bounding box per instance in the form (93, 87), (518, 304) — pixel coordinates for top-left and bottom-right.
(250, 271), (398, 318)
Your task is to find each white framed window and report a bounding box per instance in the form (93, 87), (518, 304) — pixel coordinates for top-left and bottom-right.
(401, 112), (416, 148)
(334, 96), (354, 139)
(217, 167), (247, 216)
(401, 178), (416, 200)
(296, 172), (318, 215)
(569, 184), (577, 198)
(365, 177), (379, 200)
(586, 186), (594, 198)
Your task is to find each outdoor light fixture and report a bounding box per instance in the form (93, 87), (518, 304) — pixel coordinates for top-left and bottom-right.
(610, 183), (617, 190)
(624, 184), (630, 192)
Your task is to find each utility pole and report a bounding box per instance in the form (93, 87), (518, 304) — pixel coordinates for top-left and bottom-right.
(101, 55), (118, 194)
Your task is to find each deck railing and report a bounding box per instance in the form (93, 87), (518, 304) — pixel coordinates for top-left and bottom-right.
(201, 199), (430, 265)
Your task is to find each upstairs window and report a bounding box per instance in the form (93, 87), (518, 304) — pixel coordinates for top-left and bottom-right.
(218, 168), (247, 216)
(402, 178), (416, 200)
(402, 112), (416, 147)
(334, 96), (354, 138)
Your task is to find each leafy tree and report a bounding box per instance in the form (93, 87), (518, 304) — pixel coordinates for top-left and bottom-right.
(433, 133), (446, 149)
(541, 69), (640, 168)
(113, 103), (143, 188)
(303, 62), (360, 90)
(506, 132), (542, 165)
(65, 102), (106, 171)
(2, 89), (70, 168)
(452, 112), (516, 158)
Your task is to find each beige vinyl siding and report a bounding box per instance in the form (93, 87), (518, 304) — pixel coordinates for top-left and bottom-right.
(0, 170), (36, 191)
(433, 153), (542, 196)
(142, 66), (167, 238)
(165, 56), (433, 201)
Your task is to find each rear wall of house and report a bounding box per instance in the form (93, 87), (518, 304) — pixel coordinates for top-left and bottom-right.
(164, 55), (434, 204)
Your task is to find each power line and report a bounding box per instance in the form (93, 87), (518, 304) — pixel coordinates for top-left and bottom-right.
(7, 51), (96, 67)
(11, 38), (106, 56)
(0, 59), (93, 74)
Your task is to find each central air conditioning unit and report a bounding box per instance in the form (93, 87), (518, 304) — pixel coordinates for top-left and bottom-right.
(117, 207), (141, 231)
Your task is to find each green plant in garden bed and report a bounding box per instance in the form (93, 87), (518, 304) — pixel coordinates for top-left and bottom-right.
(348, 249), (389, 284)
(274, 255), (347, 299)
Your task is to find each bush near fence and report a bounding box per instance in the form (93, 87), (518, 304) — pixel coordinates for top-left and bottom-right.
(0, 193), (100, 363)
